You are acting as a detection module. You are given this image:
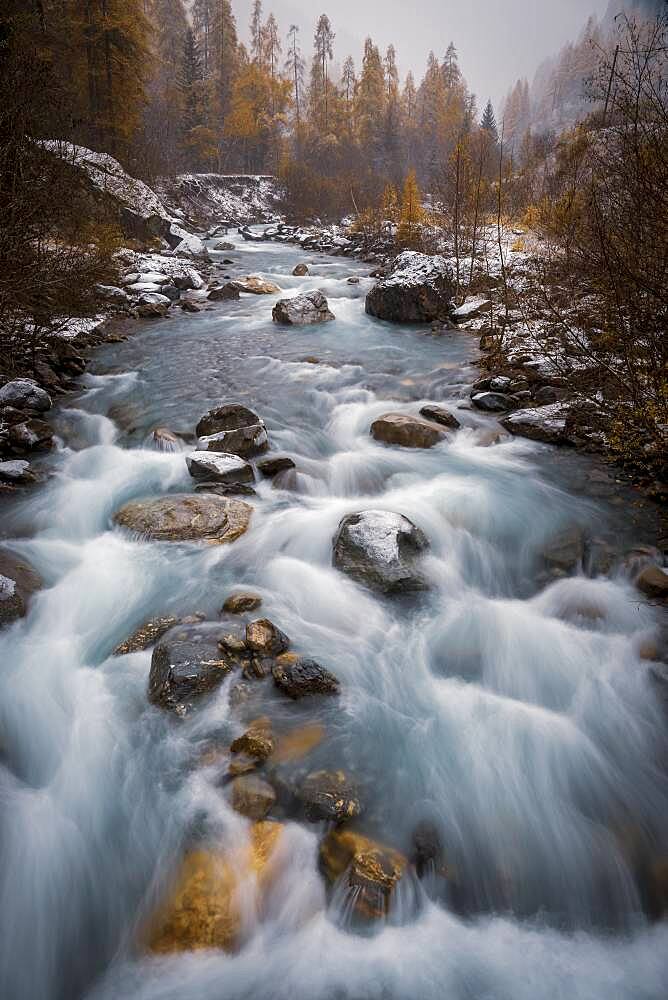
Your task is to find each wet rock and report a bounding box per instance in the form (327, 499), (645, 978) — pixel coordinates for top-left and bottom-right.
(0, 459), (36, 484)
(320, 828), (407, 920)
(500, 404), (571, 445)
(160, 284), (181, 302)
(272, 290), (335, 326)
(534, 385), (566, 406)
(115, 615), (179, 655)
(231, 276), (280, 295)
(196, 403), (262, 439)
(418, 405), (461, 430)
(299, 770), (361, 823)
(272, 724), (325, 764)
(150, 427), (180, 452)
(272, 657), (340, 700)
(256, 455), (296, 477)
(365, 251), (454, 323)
(541, 527), (585, 572)
(136, 292), (171, 317)
(8, 418), (53, 452)
(332, 509), (429, 594)
(230, 717), (274, 760)
(113, 493), (252, 544)
(222, 592), (262, 614)
(371, 413), (446, 449)
(636, 565), (668, 599)
(411, 820), (448, 879)
(246, 619), (290, 657)
(0, 378), (51, 412)
(198, 425), (268, 459)
(194, 481), (257, 498)
(229, 774), (276, 820)
(179, 299), (202, 313)
(347, 276), (360, 284)
(0, 551), (41, 628)
(471, 392), (513, 413)
(145, 822), (283, 954)
(96, 284), (131, 305)
(207, 283), (240, 301)
(148, 621), (244, 714)
(292, 264), (309, 276)
(173, 269), (205, 291)
(186, 451), (254, 485)
(213, 240), (235, 251)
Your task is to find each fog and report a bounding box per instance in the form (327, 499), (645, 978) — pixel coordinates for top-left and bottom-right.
(232, 0), (610, 110)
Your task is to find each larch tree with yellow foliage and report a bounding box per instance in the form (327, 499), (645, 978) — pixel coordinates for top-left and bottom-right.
(396, 170), (424, 248)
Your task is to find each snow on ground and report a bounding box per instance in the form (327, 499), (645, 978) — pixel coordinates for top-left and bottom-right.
(157, 173), (282, 225)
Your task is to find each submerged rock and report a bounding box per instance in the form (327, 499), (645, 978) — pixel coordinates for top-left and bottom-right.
(246, 619), (290, 657)
(222, 592), (262, 614)
(636, 565), (668, 599)
(256, 455), (296, 477)
(186, 451), (254, 485)
(272, 290), (335, 326)
(418, 405), (461, 430)
(113, 493), (252, 544)
(230, 717), (274, 760)
(272, 656), (340, 699)
(319, 828), (407, 920)
(229, 774), (277, 820)
(145, 822), (283, 954)
(299, 770), (361, 823)
(541, 527), (585, 572)
(364, 251), (454, 323)
(148, 621), (244, 714)
(371, 412), (446, 449)
(292, 263), (309, 276)
(150, 427), (180, 452)
(332, 509), (429, 594)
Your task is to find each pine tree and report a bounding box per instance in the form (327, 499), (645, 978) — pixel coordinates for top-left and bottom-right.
(355, 37), (386, 154)
(285, 24), (305, 128)
(263, 12), (281, 114)
(310, 13), (335, 132)
(211, 1), (238, 138)
(481, 99), (498, 142)
(250, 0), (265, 66)
(192, 0), (214, 75)
(397, 168), (424, 248)
(442, 41), (461, 90)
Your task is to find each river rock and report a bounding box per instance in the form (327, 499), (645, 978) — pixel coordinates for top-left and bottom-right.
(246, 619), (290, 657)
(471, 392), (513, 413)
(292, 264), (309, 276)
(207, 283), (240, 301)
(196, 403), (260, 438)
(272, 656), (340, 699)
(198, 424), (268, 459)
(229, 774), (276, 820)
(186, 451), (254, 485)
(7, 419), (53, 452)
(230, 717), (274, 760)
(365, 251), (454, 323)
(231, 276), (280, 295)
(0, 379), (52, 412)
(114, 615), (182, 655)
(332, 510), (429, 594)
(452, 296), (491, 320)
(150, 427), (180, 452)
(179, 299), (202, 313)
(95, 284), (130, 305)
(0, 550), (42, 628)
(636, 565), (668, 599)
(145, 822), (283, 954)
(500, 404), (572, 445)
(319, 828), (407, 920)
(256, 455), (296, 477)
(272, 290), (335, 326)
(148, 621), (244, 714)
(371, 413), (446, 449)
(298, 770), (361, 823)
(0, 459), (36, 484)
(113, 493), (252, 544)
(222, 592), (262, 614)
(173, 269), (204, 291)
(541, 527), (585, 572)
(136, 292), (171, 317)
(213, 240), (235, 251)
(418, 405), (461, 430)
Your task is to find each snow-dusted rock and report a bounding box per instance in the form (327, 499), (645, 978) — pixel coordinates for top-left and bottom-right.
(126, 281), (164, 295)
(136, 293), (171, 317)
(452, 296), (491, 320)
(173, 268), (204, 291)
(169, 225), (211, 261)
(0, 460), (35, 484)
(95, 284), (130, 305)
(471, 392), (513, 413)
(332, 509), (430, 595)
(0, 550), (42, 627)
(213, 240), (235, 251)
(207, 283), (240, 301)
(501, 403), (572, 445)
(137, 271), (171, 285)
(0, 379), (51, 412)
(157, 174), (280, 227)
(198, 425), (268, 459)
(186, 451), (254, 485)
(365, 251), (454, 323)
(272, 290), (335, 326)
(231, 275), (281, 295)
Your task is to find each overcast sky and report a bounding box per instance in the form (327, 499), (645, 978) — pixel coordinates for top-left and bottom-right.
(232, 0), (610, 110)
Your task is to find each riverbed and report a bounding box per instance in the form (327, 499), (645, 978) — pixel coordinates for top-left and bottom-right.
(1, 231), (666, 1000)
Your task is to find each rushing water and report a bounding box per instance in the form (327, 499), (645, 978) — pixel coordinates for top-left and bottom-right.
(1, 232), (666, 1000)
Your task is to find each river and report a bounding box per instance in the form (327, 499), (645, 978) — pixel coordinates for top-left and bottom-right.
(0, 231), (666, 1000)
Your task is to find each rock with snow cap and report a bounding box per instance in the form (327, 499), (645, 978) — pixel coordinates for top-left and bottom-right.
(0, 379), (52, 413)
(186, 451), (254, 485)
(365, 251), (454, 323)
(501, 404), (572, 445)
(136, 292), (171, 317)
(332, 509), (430, 594)
(272, 290), (335, 326)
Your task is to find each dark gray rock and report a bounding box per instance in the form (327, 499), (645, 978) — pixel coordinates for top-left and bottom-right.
(196, 403), (262, 438)
(272, 290), (335, 326)
(365, 251), (454, 323)
(148, 621), (245, 714)
(419, 405), (461, 430)
(186, 451), (254, 485)
(332, 509), (430, 594)
(272, 656), (340, 699)
(0, 379), (52, 412)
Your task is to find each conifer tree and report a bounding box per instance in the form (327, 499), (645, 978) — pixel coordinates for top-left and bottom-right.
(481, 99), (498, 142)
(250, 0), (265, 65)
(285, 24), (305, 128)
(442, 41), (461, 89)
(397, 168), (424, 248)
(341, 55), (356, 133)
(310, 13), (335, 132)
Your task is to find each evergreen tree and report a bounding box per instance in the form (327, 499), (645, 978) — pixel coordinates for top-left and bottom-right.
(250, 0), (265, 65)
(310, 13), (335, 132)
(355, 37), (386, 154)
(442, 41), (461, 90)
(481, 99), (498, 142)
(285, 24), (305, 128)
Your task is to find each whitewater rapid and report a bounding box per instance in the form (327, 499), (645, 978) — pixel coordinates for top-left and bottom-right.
(0, 230), (666, 1000)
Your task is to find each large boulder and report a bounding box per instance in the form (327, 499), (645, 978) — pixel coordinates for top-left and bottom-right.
(272, 290), (335, 326)
(231, 276), (280, 295)
(319, 829), (407, 921)
(0, 379), (51, 412)
(136, 292), (171, 317)
(148, 621), (245, 714)
(332, 510), (429, 594)
(365, 251), (454, 323)
(501, 404), (572, 445)
(207, 283), (240, 301)
(198, 425), (268, 459)
(0, 550), (42, 628)
(371, 413), (447, 449)
(113, 493), (252, 544)
(196, 403), (262, 438)
(186, 451), (254, 485)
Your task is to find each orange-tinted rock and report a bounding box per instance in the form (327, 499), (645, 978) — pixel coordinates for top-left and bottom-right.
(320, 828), (407, 920)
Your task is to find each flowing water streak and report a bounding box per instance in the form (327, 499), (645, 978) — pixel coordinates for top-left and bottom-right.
(0, 230), (666, 1000)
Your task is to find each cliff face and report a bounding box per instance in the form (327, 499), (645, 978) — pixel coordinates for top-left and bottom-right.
(155, 174), (283, 228)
